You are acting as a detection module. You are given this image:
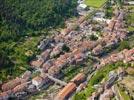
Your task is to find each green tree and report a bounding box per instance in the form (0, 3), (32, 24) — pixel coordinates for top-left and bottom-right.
(0, 0), (77, 41)
(118, 41), (130, 51)
(89, 34), (98, 41)
(73, 92), (86, 100)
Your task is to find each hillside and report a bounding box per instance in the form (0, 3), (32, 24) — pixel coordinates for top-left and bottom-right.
(0, 0), (77, 41)
(0, 0), (77, 81)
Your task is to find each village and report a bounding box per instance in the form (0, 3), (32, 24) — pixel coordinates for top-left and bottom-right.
(0, 0), (134, 100)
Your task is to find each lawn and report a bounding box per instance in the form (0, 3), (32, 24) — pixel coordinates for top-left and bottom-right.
(84, 0), (108, 8)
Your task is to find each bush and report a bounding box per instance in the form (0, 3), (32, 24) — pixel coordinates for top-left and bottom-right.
(73, 92), (86, 100)
(90, 73), (104, 85)
(89, 34), (98, 41)
(62, 44), (70, 52)
(118, 41), (130, 51)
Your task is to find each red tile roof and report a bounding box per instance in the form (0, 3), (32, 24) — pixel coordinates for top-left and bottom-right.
(2, 77), (22, 92)
(56, 82), (76, 100)
(30, 59), (44, 68)
(13, 83), (28, 93)
(71, 73), (85, 84)
(0, 90), (12, 100)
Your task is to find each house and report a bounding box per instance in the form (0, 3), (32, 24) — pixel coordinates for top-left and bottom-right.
(77, 0), (84, 4)
(37, 39), (51, 50)
(123, 49), (134, 63)
(97, 39), (106, 47)
(42, 60), (54, 72)
(54, 34), (64, 43)
(127, 1), (134, 5)
(40, 49), (51, 61)
(99, 89), (114, 100)
(61, 28), (71, 36)
(117, 67), (126, 80)
(76, 82), (87, 92)
(93, 12), (106, 22)
(2, 77), (22, 92)
(0, 90), (12, 100)
(30, 59), (44, 68)
(79, 21), (89, 28)
(55, 82), (76, 100)
(108, 19), (116, 31)
(15, 91), (27, 98)
(55, 59), (67, 69)
(32, 76), (45, 89)
(67, 31), (79, 38)
(50, 43), (64, 57)
(13, 83), (28, 93)
(105, 72), (117, 89)
(108, 71), (117, 78)
(100, 57), (113, 67)
(74, 52), (87, 64)
(48, 66), (61, 77)
(119, 31), (127, 41)
(110, 54), (120, 62)
(21, 71), (31, 80)
(117, 52), (125, 60)
(77, 4), (88, 11)
(95, 12), (105, 18)
(117, 11), (124, 21)
(70, 73), (86, 85)
(92, 45), (103, 56)
(26, 84), (37, 93)
(114, 20), (123, 30)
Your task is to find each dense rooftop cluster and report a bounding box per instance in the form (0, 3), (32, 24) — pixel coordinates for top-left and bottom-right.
(0, 5), (133, 100)
(99, 48), (134, 68)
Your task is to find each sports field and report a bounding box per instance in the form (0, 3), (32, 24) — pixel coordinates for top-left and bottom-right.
(84, 0), (108, 8)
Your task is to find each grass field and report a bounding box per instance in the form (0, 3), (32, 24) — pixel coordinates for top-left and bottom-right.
(84, 0), (108, 8)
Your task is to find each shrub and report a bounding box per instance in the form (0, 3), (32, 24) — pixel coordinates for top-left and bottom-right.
(118, 41), (130, 51)
(90, 73), (104, 85)
(73, 92), (86, 100)
(89, 34), (98, 41)
(62, 44), (70, 52)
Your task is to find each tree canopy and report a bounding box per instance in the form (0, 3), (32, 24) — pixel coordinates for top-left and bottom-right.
(0, 0), (77, 41)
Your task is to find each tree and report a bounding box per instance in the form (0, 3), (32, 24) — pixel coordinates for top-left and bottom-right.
(0, 0), (77, 42)
(114, 0), (124, 8)
(118, 41), (130, 51)
(89, 34), (98, 41)
(73, 92), (86, 100)
(62, 44), (70, 52)
(0, 49), (11, 69)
